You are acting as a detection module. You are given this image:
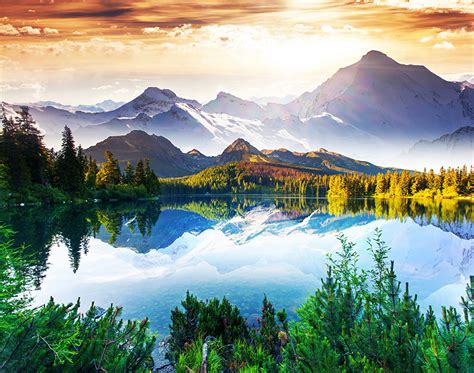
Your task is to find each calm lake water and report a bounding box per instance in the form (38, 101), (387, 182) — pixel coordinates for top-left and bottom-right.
(2, 196), (472, 335)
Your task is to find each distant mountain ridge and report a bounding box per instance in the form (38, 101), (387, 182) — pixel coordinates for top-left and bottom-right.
(405, 126), (473, 169)
(2, 50), (472, 168)
(84, 130), (397, 178)
(23, 99), (124, 113)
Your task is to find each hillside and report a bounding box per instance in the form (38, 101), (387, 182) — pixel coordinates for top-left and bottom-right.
(84, 132), (395, 178)
(84, 130), (203, 177)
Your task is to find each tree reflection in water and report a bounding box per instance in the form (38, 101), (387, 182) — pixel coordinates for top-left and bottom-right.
(0, 196), (471, 288)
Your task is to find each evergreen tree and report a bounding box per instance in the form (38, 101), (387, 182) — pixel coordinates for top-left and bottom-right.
(15, 107), (48, 185)
(84, 156), (98, 188)
(134, 160), (145, 186)
(96, 151), (121, 187)
(144, 159), (159, 194)
(124, 161), (134, 185)
(54, 126), (84, 195)
(0, 107), (49, 190)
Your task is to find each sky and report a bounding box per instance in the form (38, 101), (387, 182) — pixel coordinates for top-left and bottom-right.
(0, 0), (473, 104)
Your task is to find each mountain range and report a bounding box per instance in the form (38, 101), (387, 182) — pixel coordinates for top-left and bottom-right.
(22, 99), (124, 114)
(405, 126), (473, 170)
(2, 50), (473, 169)
(84, 130), (397, 177)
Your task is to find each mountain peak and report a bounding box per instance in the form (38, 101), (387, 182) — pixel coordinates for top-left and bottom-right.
(187, 148), (205, 156)
(142, 87), (177, 99)
(358, 50), (398, 66)
(203, 92), (266, 120)
(216, 91), (234, 99)
(222, 138), (261, 155)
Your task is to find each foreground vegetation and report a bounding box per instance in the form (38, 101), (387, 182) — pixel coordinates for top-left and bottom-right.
(0, 226), (155, 371)
(0, 107), (159, 204)
(161, 161), (473, 199)
(1, 225), (472, 371)
(168, 230), (474, 372)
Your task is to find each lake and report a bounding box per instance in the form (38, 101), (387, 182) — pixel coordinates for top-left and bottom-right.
(2, 196), (472, 335)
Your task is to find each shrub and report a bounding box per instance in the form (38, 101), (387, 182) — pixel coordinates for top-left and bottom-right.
(169, 229), (474, 372)
(0, 227), (156, 371)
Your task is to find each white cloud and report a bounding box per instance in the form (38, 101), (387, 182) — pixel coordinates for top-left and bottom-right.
(143, 25), (193, 37)
(167, 24), (193, 37)
(321, 24), (368, 35)
(433, 41), (455, 49)
(420, 35), (433, 43)
(143, 27), (164, 34)
(442, 72), (474, 83)
(72, 31), (85, 36)
(370, 0), (473, 12)
(1, 82), (45, 93)
(0, 84), (17, 91)
(0, 24), (19, 36)
(92, 85), (113, 91)
(18, 26), (41, 35)
(294, 24), (314, 33)
(114, 88), (129, 94)
(20, 82), (44, 91)
(44, 27), (59, 35)
(437, 28), (473, 39)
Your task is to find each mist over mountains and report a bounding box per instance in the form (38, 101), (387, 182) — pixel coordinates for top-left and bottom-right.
(2, 50), (472, 170)
(84, 131), (398, 178)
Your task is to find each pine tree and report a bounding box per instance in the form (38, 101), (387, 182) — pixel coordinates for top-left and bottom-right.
(124, 161), (134, 185)
(0, 108), (49, 190)
(15, 107), (48, 185)
(96, 151), (121, 187)
(84, 157), (98, 188)
(134, 160), (145, 186)
(55, 126), (84, 195)
(143, 159), (159, 193)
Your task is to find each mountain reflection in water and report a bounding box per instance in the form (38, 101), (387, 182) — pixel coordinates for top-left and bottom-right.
(1, 196), (472, 334)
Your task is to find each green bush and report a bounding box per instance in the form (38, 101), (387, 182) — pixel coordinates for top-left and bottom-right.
(168, 292), (249, 363)
(93, 184), (150, 201)
(169, 229), (474, 372)
(0, 226), (156, 371)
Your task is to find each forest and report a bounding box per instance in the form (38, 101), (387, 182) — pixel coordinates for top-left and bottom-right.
(160, 162), (473, 198)
(1, 107), (471, 205)
(0, 107), (159, 204)
(1, 226), (472, 371)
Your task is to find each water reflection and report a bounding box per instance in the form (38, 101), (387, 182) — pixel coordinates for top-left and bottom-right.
(1, 197), (471, 277)
(1, 196), (471, 333)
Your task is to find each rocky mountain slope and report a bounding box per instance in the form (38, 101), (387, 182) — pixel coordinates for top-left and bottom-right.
(84, 131), (395, 177)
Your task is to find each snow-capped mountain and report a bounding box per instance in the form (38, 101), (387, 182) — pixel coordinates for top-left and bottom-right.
(203, 92), (267, 120)
(2, 51), (472, 168)
(99, 87), (201, 120)
(269, 51), (473, 145)
(75, 102), (270, 150)
(24, 99), (124, 113)
(404, 126), (473, 169)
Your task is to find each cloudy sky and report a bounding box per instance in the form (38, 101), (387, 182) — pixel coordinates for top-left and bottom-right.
(1, 0), (472, 104)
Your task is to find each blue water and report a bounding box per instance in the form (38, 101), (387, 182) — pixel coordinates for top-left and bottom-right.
(3, 196), (472, 335)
